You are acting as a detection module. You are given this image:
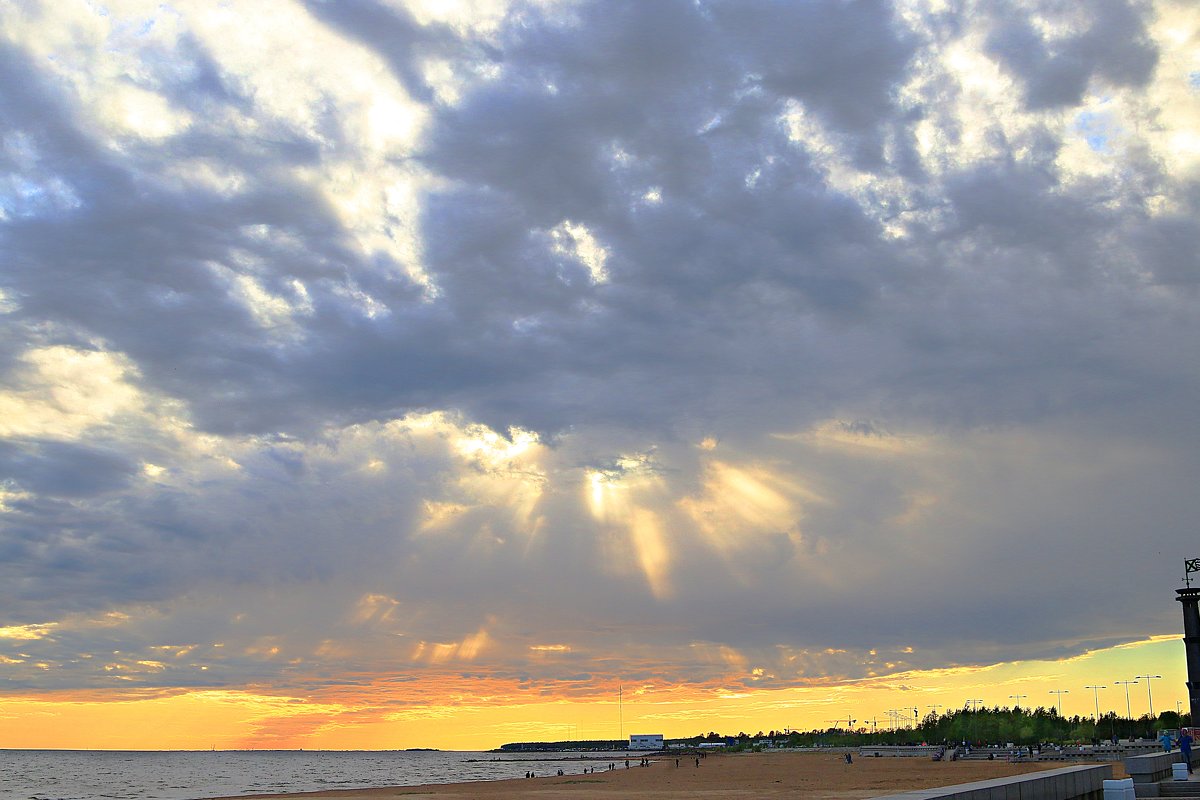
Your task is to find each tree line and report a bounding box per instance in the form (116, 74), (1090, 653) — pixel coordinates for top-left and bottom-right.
(708, 707), (1194, 748)
(497, 708), (1192, 752)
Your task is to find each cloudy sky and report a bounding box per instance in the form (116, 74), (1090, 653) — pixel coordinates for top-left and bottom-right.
(1, 0), (1198, 749)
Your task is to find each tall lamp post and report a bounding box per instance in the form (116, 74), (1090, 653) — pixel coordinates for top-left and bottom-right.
(1136, 674), (1162, 720)
(1010, 694), (1027, 710)
(966, 700), (984, 744)
(1049, 689), (1070, 716)
(1115, 680), (1139, 720)
(1085, 685), (1106, 722)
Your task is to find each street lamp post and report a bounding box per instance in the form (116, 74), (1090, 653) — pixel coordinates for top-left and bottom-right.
(1049, 689), (1070, 716)
(1085, 685), (1106, 722)
(966, 700), (984, 744)
(1136, 674), (1162, 719)
(1010, 694), (1027, 710)
(1115, 680), (1139, 720)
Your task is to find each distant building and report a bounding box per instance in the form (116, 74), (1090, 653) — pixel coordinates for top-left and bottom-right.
(630, 734), (664, 750)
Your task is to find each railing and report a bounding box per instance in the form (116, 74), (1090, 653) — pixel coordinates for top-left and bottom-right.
(870, 763), (1113, 800)
(859, 745), (946, 758)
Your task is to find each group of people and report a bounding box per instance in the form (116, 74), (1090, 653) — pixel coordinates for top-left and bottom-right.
(523, 753), (709, 779)
(1159, 728), (1194, 773)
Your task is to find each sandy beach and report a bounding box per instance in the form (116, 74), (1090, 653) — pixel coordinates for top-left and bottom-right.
(210, 751), (1112, 800)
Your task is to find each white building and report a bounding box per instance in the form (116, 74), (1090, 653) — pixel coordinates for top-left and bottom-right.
(629, 734), (664, 750)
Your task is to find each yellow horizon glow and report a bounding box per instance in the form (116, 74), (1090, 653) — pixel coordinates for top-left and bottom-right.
(1, 635), (1189, 751)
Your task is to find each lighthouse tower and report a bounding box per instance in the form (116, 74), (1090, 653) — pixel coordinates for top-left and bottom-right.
(1178, 558), (1200, 724)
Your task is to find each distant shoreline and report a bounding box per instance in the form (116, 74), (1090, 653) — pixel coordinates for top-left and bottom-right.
(204, 750), (1072, 800)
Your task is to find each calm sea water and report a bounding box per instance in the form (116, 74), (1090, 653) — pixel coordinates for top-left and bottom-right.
(0, 749), (638, 800)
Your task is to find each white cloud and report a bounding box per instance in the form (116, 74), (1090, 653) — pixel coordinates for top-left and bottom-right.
(0, 347), (145, 439)
(549, 220), (609, 284)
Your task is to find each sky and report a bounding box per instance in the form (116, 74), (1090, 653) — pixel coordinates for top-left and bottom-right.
(1, 0), (1198, 751)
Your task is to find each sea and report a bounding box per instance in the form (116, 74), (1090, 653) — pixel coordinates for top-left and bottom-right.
(0, 749), (642, 800)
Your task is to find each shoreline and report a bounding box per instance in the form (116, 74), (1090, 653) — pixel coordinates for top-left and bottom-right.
(462, 754), (658, 761)
(205, 750), (1088, 800)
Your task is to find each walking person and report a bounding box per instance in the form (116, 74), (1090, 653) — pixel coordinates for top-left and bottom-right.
(1180, 729), (1193, 774)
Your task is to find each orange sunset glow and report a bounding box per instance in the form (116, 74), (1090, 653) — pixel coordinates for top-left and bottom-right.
(1, 635), (1191, 751)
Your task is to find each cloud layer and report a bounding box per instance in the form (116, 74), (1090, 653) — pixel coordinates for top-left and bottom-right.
(1, 0), (1198, 713)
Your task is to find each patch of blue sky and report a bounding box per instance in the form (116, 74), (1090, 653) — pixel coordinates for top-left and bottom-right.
(1073, 109), (1118, 154)
(133, 5), (179, 37)
(4, 131), (38, 166)
(0, 177), (83, 219)
(1189, 71), (1200, 90)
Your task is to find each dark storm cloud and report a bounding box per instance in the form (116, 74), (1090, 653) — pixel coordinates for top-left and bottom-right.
(0, 440), (138, 497)
(397, 0), (920, 433)
(2, 0), (953, 441)
(984, 0), (1158, 109)
(298, 0), (476, 104)
(0, 423), (447, 628)
(714, 0), (915, 166)
(0, 496), (167, 614)
(1133, 207), (1200, 286)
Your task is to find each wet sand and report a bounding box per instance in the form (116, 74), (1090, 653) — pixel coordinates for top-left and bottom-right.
(210, 751), (1103, 800)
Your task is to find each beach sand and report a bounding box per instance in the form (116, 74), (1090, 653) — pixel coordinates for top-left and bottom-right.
(210, 751), (1117, 800)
